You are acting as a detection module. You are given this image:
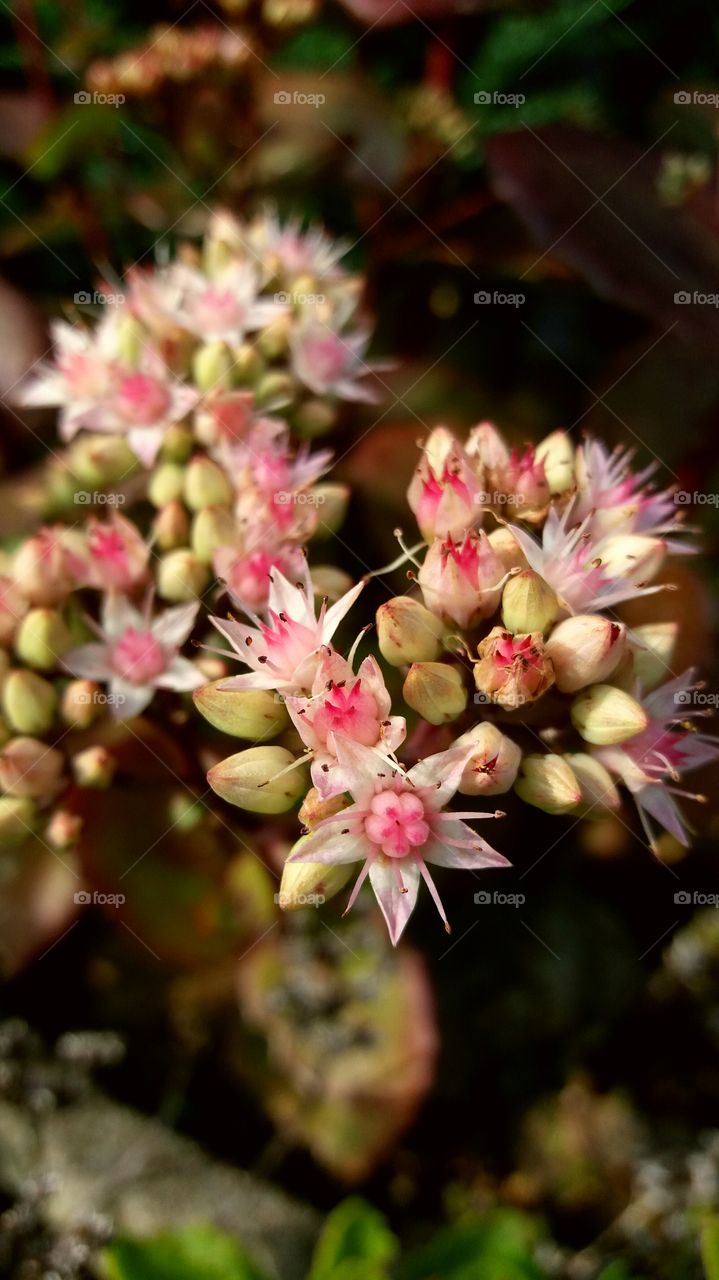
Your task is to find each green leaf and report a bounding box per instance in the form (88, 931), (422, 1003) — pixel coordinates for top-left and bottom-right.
(308, 1198), (399, 1280)
(398, 1210), (545, 1280)
(102, 1224), (270, 1280)
(702, 1216), (719, 1280)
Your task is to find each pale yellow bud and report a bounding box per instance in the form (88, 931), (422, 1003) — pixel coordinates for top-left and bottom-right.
(15, 609), (71, 671)
(0, 737), (64, 798)
(45, 808), (82, 850)
(72, 745), (116, 788)
(545, 615), (626, 693)
(69, 435), (137, 488)
(208, 745), (308, 814)
(563, 753), (621, 818)
(487, 527), (528, 573)
(596, 534), (666, 586)
(148, 462), (185, 508)
(152, 500), (190, 552)
(455, 722), (522, 796)
(501, 569), (559, 634)
(376, 596), (446, 666)
(156, 550), (209, 603)
(0, 795), (37, 847)
(277, 840), (353, 910)
(61, 679), (102, 728)
(534, 430), (575, 494)
(193, 681), (289, 740)
(298, 787), (348, 829)
(514, 753), (582, 815)
(309, 484), (350, 537)
(2, 670), (58, 735)
(184, 456), (233, 511)
(403, 662), (467, 725)
(293, 398), (337, 439)
(192, 340), (235, 393)
(571, 684), (648, 746)
(630, 622), (678, 691)
(191, 506), (236, 564)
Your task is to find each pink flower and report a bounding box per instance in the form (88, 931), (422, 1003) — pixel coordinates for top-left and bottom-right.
(65, 595), (203, 719)
(500, 446), (549, 516)
(290, 320), (382, 402)
(213, 540), (307, 611)
(16, 317), (122, 440)
(78, 348), (198, 467)
(176, 262), (286, 344)
(418, 531), (507, 629)
(286, 650), (406, 797)
(592, 670), (719, 849)
(242, 208), (350, 281)
(573, 438), (692, 549)
(71, 513), (150, 593)
(211, 565), (364, 695)
(407, 440), (482, 540)
(288, 736), (509, 944)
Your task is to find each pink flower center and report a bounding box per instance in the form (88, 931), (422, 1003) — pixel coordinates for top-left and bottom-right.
(111, 627), (166, 685)
(116, 374), (171, 425)
(302, 335), (346, 385)
(62, 353), (115, 399)
(364, 790), (430, 859)
(193, 287), (243, 334)
(312, 680), (380, 748)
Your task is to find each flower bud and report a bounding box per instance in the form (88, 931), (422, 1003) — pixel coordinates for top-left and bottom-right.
(563, 753), (621, 818)
(46, 808), (83, 851)
(407, 441), (482, 541)
(257, 314), (292, 360)
(2, 670), (58, 735)
(376, 596), (446, 666)
(0, 737), (64, 798)
(159, 424), (194, 464)
(293, 398), (337, 439)
(630, 622), (678, 691)
(514, 754), (582, 815)
(193, 681), (289, 740)
(233, 342), (264, 384)
(191, 506), (236, 564)
(184, 456), (233, 511)
(277, 838), (353, 910)
(466, 421), (509, 472)
(148, 462), (185, 508)
(0, 795), (37, 847)
(72, 745), (116, 788)
(15, 609), (71, 671)
(115, 311), (143, 366)
(298, 786), (348, 829)
(255, 371), (294, 408)
(596, 534), (666, 585)
(571, 684), (648, 746)
(309, 566), (354, 601)
(487, 527), (527, 573)
(501, 569), (559, 634)
(473, 627), (554, 710)
(545, 616), (626, 693)
(0, 576), (28, 645)
(153, 500), (190, 552)
(534, 430), (575, 494)
(61, 679), (102, 729)
(455, 722), (522, 796)
(69, 435), (137, 487)
(308, 484), (350, 537)
(192, 340), (235, 393)
(418, 531), (506, 629)
(156, 550), (209, 603)
(208, 745), (308, 814)
(403, 662), (467, 725)
(13, 529), (78, 606)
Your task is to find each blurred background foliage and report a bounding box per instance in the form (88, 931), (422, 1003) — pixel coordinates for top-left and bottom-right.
(2, 0), (719, 1277)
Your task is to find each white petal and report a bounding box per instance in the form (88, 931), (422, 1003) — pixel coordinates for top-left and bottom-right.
(64, 643), (112, 681)
(152, 601), (199, 649)
(320, 579), (364, 644)
(369, 857), (420, 946)
(424, 819), (510, 870)
(155, 656), (204, 692)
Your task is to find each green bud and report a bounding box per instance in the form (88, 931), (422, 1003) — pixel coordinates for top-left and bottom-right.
(184, 456), (233, 511)
(160, 424), (194, 464)
(156, 550), (209, 603)
(308, 484), (350, 537)
(257, 314), (292, 360)
(191, 506), (236, 564)
(563, 753), (621, 818)
(115, 312), (144, 366)
(630, 622), (678, 691)
(502, 569), (559, 634)
(233, 342), (264, 384)
(15, 609), (71, 671)
(153, 500), (191, 552)
(72, 745), (116, 788)
(148, 462), (185, 508)
(192, 341), (235, 393)
(293, 398), (337, 439)
(376, 596), (446, 666)
(193, 681), (289, 740)
(0, 795), (37, 847)
(255, 371), (294, 409)
(208, 745), (308, 814)
(571, 684), (648, 746)
(403, 662), (467, 725)
(2, 670), (58, 735)
(61, 679), (102, 728)
(69, 435), (137, 487)
(277, 838), (353, 910)
(514, 754), (582, 815)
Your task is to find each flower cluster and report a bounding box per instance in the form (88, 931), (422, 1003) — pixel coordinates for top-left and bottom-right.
(200, 420), (717, 946)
